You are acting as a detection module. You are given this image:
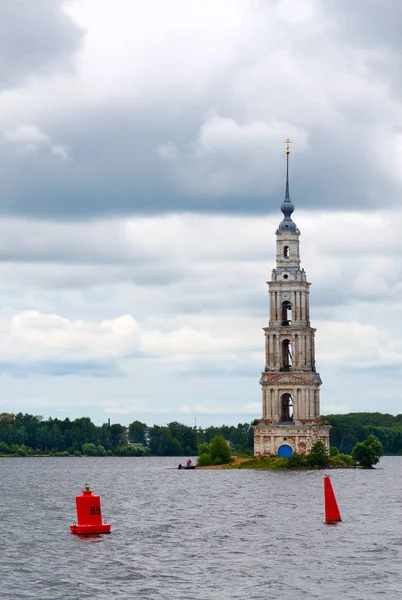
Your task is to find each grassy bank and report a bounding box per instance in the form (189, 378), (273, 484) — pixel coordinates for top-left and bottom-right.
(198, 454), (355, 469)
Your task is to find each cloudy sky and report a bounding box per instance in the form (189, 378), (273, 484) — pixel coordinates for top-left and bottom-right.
(1, 0), (402, 426)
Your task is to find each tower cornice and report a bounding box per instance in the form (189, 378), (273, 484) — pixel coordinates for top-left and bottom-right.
(263, 326), (317, 333)
(267, 280), (311, 288)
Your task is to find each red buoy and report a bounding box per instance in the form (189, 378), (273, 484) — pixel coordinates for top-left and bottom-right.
(70, 484), (111, 534)
(324, 474), (342, 523)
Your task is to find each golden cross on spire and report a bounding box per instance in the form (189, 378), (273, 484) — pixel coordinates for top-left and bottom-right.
(284, 138), (292, 154)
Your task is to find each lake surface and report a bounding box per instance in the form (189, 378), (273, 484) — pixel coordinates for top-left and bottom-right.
(1, 456), (402, 599)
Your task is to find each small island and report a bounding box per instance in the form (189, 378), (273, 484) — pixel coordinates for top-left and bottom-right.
(196, 435), (384, 470)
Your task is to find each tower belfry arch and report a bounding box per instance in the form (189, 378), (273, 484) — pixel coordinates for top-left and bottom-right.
(254, 141), (330, 457)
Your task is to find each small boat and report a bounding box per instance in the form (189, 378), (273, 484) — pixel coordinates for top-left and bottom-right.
(178, 462), (196, 470)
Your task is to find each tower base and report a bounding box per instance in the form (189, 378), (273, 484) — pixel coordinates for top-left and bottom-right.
(253, 421), (330, 457)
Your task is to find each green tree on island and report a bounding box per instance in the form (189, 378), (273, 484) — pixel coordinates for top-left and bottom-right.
(197, 435), (232, 466)
(352, 434), (383, 468)
(306, 440), (330, 468)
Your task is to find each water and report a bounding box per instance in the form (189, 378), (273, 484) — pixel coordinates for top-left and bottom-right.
(1, 456), (402, 600)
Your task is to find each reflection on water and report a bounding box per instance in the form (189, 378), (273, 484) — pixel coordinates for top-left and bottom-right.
(1, 456), (402, 599)
(73, 534), (104, 543)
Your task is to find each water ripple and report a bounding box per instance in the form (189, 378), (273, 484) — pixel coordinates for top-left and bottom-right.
(1, 457), (402, 599)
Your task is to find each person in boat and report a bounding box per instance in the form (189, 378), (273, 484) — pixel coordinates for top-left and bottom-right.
(178, 463), (182, 469)
(186, 459), (192, 467)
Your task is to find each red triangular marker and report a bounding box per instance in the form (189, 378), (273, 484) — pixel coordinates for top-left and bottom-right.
(324, 475), (342, 523)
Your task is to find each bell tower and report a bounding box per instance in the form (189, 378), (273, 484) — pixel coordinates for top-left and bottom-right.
(254, 140), (330, 457)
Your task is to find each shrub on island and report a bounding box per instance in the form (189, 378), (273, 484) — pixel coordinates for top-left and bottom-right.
(329, 452), (355, 467)
(352, 434), (383, 468)
(283, 452), (307, 468)
(197, 435), (232, 466)
(306, 441), (330, 468)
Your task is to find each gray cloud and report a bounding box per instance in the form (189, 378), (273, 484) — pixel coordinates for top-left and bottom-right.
(327, 0), (402, 51)
(0, 0), (83, 90)
(1, 2), (401, 219)
(1, 104), (396, 219)
(0, 359), (124, 378)
(177, 363), (258, 379)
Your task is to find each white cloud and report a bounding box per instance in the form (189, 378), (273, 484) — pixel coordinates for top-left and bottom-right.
(4, 124), (71, 160)
(244, 402), (260, 412)
(1, 311), (140, 361)
(100, 401), (146, 415)
(321, 403), (351, 415)
(64, 0), (251, 103)
(0, 308), (258, 366)
(157, 143), (178, 161)
(0, 210), (401, 376)
(50, 144), (71, 161)
(192, 404), (246, 416)
(5, 124), (49, 149)
(317, 321), (380, 367)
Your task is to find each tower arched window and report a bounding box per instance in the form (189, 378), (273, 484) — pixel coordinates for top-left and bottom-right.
(281, 301), (292, 326)
(284, 246), (289, 258)
(281, 339), (292, 370)
(280, 393), (293, 422)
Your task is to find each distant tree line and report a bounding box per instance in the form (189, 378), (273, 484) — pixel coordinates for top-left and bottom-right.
(145, 422), (254, 456)
(0, 413), (147, 457)
(324, 412), (402, 455)
(1, 411), (400, 457)
(0, 412), (254, 457)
